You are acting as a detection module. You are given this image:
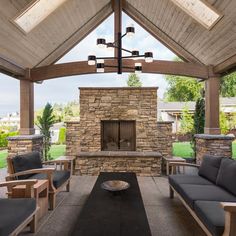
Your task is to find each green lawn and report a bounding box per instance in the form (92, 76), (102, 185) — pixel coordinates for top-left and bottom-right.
(173, 141), (236, 158)
(0, 145), (66, 168)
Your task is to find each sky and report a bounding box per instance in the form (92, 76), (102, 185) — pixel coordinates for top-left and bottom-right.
(0, 13), (176, 116)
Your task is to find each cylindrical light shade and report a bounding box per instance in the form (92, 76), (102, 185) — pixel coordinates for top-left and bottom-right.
(106, 42), (114, 51)
(132, 50), (139, 57)
(126, 24), (135, 37)
(135, 62), (142, 73)
(88, 55), (96, 65)
(96, 63), (104, 73)
(145, 52), (153, 63)
(97, 38), (106, 48)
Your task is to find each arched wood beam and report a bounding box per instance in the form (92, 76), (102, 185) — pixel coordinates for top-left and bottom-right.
(30, 59), (209, 82)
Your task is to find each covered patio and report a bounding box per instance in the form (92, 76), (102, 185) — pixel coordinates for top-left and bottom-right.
(1, 0), (236, 235)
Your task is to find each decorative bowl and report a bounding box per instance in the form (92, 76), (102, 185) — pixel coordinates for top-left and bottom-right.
(101, 180), (130, 192)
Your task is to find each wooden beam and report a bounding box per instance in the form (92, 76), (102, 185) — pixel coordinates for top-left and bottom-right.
(204, 74), (220, 135)
(30, 59), (209, 81)
(113, 0), (122, 58)
(35, 3), (113, 67)
(214, 54), (236, 74)
(20, 69), (35, 135)
(123, 1), (203, 64)
(0, 56), (25, 78)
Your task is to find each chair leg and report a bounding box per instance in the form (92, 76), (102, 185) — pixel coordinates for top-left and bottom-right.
(169, 186), (174, 199)
(29, 214), (37, 233)
(66, 181), (70, 192)
(49, 192), (56, 210)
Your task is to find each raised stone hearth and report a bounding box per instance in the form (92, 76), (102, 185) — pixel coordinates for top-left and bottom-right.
(66, 87), (173, 176)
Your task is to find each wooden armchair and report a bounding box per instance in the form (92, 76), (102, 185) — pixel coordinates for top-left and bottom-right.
(6, 152), (72, 210)
(0, 179), (38, 235)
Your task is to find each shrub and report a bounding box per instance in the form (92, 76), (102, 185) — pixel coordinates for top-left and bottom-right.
(0, 131), (18, 147)
(58, 127), (66, 144)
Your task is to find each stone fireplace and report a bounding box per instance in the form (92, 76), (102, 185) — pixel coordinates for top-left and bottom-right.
(66, 87), (173, 176)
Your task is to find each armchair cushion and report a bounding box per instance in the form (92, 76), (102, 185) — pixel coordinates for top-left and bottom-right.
(198, 155), (222, 183)
(194, 201), (224, 236)
(216, 158), (236, 196)
(12, 152), (42, 179)
(0, 198), (36, 236)
(28, 170), (70, 189)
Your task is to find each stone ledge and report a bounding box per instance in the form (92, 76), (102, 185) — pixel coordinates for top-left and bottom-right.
(7, 134), (44, 141)
(77, 151), (162, 158)
(64, 120), (80, 124)
(79, 87), (158, 90)
(157, 121), (174, 124)
(194, 134), (235, 140)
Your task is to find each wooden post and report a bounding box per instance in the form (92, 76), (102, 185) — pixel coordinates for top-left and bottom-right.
(204, 75), (220, 134)
(20, 69), (35, 135)
(114, 0), (122, 59)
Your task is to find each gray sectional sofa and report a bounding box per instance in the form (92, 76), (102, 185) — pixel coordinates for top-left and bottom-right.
(169, 155), (236, 236)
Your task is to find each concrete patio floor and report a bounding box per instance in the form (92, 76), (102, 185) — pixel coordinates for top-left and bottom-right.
(15, 173), (206, 236)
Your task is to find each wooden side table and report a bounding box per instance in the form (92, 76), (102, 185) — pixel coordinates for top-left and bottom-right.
(56, 155), (76, 174)
(163, 156), (186, 175)
(12, 180), (49, 220)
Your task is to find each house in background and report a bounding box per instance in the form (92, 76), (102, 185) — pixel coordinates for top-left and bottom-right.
(158, 97), (236, 133)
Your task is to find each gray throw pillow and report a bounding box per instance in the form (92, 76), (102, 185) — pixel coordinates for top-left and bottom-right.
(216, 158), (236, 196)
(12, 151), (43, 179)
(198, 155), (222, 183)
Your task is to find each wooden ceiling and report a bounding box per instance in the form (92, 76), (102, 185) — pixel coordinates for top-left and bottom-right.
(0, 0), (236, 78)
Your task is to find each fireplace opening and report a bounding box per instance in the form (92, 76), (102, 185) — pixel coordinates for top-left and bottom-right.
(101, 120), (136, 151)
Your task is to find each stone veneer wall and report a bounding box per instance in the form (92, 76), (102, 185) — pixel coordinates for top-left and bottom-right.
(65, 121), (80, 157)
(7, 135), (44, 159)
(157, 121), (173, 158)
(195, 134), (235, 164)
(79, 87), (158, 152)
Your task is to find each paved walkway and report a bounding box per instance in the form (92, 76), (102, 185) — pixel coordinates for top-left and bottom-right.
(17, 173), (204, 236)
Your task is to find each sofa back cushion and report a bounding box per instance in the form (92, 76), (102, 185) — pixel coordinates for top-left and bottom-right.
(12, 152), (43, 179)
(216, 158), (236, 196)
(198, 155), (222, 183)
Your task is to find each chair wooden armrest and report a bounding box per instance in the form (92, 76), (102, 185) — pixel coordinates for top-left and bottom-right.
(221, 202), (236, 236)
(0, 179), (38, 198)
(169, 162), (200, 168)
(169, 162), (200, 175)
(8, 168), (55, 178)
(221, 202), (236, 213)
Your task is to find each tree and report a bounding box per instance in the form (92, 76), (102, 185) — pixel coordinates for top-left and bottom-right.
(179, 106), (194, 134)
(193, 97), (205, 134)
(220, 111), (229, 134)
(37, 103), (55, 161)
(164, 75), (203, 102)
(127, 73), (142, 87)
(220, 72), (236, 97)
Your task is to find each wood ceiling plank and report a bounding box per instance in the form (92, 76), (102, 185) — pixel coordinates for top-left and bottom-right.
(214, 54), (236, 74)
(123, 2), (202, 64)
(36, 3), (113, 67)
(0, 56), (25, 78)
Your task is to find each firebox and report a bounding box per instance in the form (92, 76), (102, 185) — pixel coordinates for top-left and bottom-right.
(101, 120), (136, 151)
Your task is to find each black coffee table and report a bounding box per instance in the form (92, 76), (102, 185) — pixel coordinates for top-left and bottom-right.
(72, 172), (152, 236)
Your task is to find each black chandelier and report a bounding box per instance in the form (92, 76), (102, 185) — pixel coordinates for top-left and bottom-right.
(87, 24), (154, 74)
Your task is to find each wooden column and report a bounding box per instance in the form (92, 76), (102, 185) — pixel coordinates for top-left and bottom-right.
(204, 75), (220, 134)
(20, 72), (35, 135)
(114, 0), (122, 59)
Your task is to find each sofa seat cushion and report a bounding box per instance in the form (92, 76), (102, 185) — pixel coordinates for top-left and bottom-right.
(28, 170), (70, 189)
(0, 198), (36, 236)
(169, 175), (214, 195)
(216, 158), (236, 196)
(12, 152), (43, 179)
(198, 155), (222, 184)
(177, 184), (236, 209)
(194, 201), (224, 236)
